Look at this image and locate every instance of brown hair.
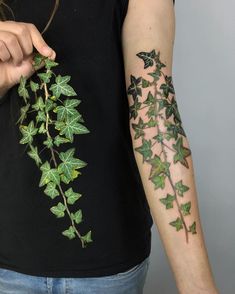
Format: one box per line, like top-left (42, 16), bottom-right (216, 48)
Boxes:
top-left (0, 0), bottom-right (60, 35)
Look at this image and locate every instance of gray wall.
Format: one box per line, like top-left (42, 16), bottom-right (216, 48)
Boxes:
top-left (145, 0), bottom-right (235, 293)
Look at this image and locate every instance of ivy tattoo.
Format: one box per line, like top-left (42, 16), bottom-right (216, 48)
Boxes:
top-left (127, 49), bottom-right (197, 242)
top-left (16, 53), bottom-right (93, 248)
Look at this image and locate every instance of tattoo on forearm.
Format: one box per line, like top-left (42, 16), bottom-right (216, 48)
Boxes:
top-left (127, 49), bottom-right (197, 243)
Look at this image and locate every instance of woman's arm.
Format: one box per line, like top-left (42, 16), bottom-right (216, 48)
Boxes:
top-left (121, 0), bottom-right (219, 293)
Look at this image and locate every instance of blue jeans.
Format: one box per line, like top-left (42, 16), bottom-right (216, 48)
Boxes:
top-left (0, 256), bottom-right (150, 293)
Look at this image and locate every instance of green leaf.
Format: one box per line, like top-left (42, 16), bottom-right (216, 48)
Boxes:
top-left (58, 148), bottom-right (87, 181)
top-left (169, 217), bottom-right (183, 231)
top-left (65, 188), bottom-right (82, 205)
top-left (54, 98), bottom-right (81, 121)
top-left (62, 226), bottom-right (76, 240)
top-left (50, 202), bottom-right (66, 218)
top-left (71, 209), bottom-right (83, 224)
top-left (49, 75), bottom-right (77, 98)
top-left (180, 201), bottom-right (191, 216)
top-left (131, 117), bottom-right (145, 139)
top-left (146, 117), bottom-right (157, 128)
top-left (81, 230), bottom-right (92, 244)
top-left (30, 80), bottom-right (39, 92)
top-left (129, 100), bottom-right (141, 120)
top-left (160, 75), bottom-right (175, 97)
top-left (39, 161), bottom-right (60, 187)
top-left (33, 53), bottom-right (45, 67)
top-left (43, 137), bottom-right (53, 148)
top-left (37, 71), bottom-right (52, 84)
top-left (18, 76), bottom-right (29, 103)
top-left (189, 221), bottom-right (197, 234)
top-left (127, 75), bottom-right (142, 100)
top-left (150, 174), bottom-right (166, 190)
top-left (160, 194), bottom-right (175, 209)
top-left (147, 155), bottom-right (170, 179)
top-left (164, 97), bottom-right (182, 123)
top-left (44, 182), bottom-right (59, 199)
top-left (57, 113), bottom-right (90, 142)
top-left (136, 50), bottom-right (156, 69)
top-left (175, 180), bottom-right (190, 197)
top-left (172, 137), bottom-right (191, 168)
top-left (32, 97), bottom-right (45, 111)
top-left (165, 122), bottom-right (186, 140)
top-left (134, 138), bottom-right (152, 161)
top-left (19, 121), bottom-right (38, 144)
top-left (45, 58), bottom-right (59, 70)
top-left (38, 123), bottom-right (47, 134)
top-left (45, 99), bottom-right (56, 112)
top-left (143, 91), bottom-right (155, 106)
top-left (16, 103), bottom-right (30, 125)
top-left (27, 145), bottom-right (42, 166)
top-left (36, 110), bottom-right (46, 123)
top-left (54, 135), bottom-right (70, 147)
top-left (142, 78), bottom-right (150, 88)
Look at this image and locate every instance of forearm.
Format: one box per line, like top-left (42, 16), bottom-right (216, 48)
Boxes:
top-left (122, 1), bottom-right (218, 293)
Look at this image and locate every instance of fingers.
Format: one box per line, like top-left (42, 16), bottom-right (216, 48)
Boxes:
top-left (0, 20), bottom-right (55, 66)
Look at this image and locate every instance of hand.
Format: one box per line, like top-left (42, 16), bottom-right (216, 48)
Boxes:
top-left (0, 20), bottom-right (56, 95)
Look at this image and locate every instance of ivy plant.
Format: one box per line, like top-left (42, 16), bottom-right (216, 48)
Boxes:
top-left (128, 49), bottom-right (197, 243)
top-left (16, 53), bottom-right (92, 248)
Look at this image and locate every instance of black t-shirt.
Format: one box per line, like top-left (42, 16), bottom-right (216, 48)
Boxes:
top-left (0, 0), bottom-right (153, 278)
top-left (0, 0), bottom-right (174, 278)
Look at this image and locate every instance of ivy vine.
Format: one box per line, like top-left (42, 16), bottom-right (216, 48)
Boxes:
top-left (16, 53), bottom-right (93, 248)
top-left (128, 49), bottom-right (197, 242)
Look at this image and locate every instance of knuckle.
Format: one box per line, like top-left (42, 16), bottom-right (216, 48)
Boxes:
top-left (17, 24), bottom-right (28, 37)
top-left (6, 34), bottom-right (17, 46)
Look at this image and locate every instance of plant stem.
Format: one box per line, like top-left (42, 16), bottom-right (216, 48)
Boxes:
top-left (153, 75), bottom-right (189, 243)
top-left (43, 78), bottom-right (85, 248)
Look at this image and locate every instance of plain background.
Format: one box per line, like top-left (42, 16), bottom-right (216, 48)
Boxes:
top-left (144, 0), bottom-right (235, 293)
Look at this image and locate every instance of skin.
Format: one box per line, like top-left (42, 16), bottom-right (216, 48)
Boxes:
top-left (0, 20), bottom-right (56, 96)
top-left (0, 1), bottom-right (219, 293)
top-left (121, 0), bottom-right (219, 293)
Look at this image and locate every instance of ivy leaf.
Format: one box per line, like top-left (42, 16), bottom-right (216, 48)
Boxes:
top-left (19, 121), bottom-right (38, 144)
top-left (143, 91), bottom-right (155, 106)
top-left (146, 117), bottom-right (157, 128)
top-left (147, 155), bottom-right (170, 179)
top-left (150, 174), bottom-right (166, 190)
top-left (55, 98), bottom-right (81, 121)
top-left (175, 180), bottom-right (190, 197)
top-left (38, 123), bottom-right (47, 134)
top-left (131, 117), bottom-right (145, 139)
top-left (142, 78), bottom-right (150, 88)
top-left (180, 201), bottom-right (191, 216)
top-left (136, 49), bottom-right (156, 68)
top-left (50, 202), bottom-right (66, 218)
top-left (45, 58), bottom-right (59, 70)
top-left (30, 80), bottom-right (39, 92)
top-left (62, 226), bottom-right (76, 240)
top-left (45, 99), bottom-right (56, 112)
top-left (147, 69), bottom-right (161, 81)
top-left (44, 182), bottom-right (59, 199)
top-left (16, 103), bottom-right (30, 125)
top-left (169, 217), bottom-right (183, 231)
top-left (189, 221), bottom-right (197, 234)
top-left (27, 145), bottom-right (42, 166)
top-left (158, 98), bottom-right (169, 111)
top-left (134, 138), bottom-right (152, 161)
top-left (54, 135), bottom-right (70, 147)
top-left (18, 76), bottom-right (29, 103)
top-left (71, 209), bottom-right (83, 224)
top-left (165, 97), bottom-right (182, 123)
top-left (81, 230), bottom-right (93, 244)
top-left (146, 105), bottom-right (156, 118)
top-left (65, 188), bottom-right (82, 205)
top-left (57, 113), bottom-right (90, 142)
top-left (129, 100), bottom-right (141, 120)
top-left (160, 194), bottom-right (176, 209)
top-left (43, 137), bottom-right (53, 148)
top-left (36, 110), bottom-right (46, 123)
top-left (127, 75), bottom-right (142, 100)
top-left (38, 71), bottom-right (52, 84)
top-left (172, 137), bottom-right (191, 168)
top-left (32, 97), bottom-right (45, 111)
top-left (33, 52), bottom-right (45, 67)
top-left (49, 75), bottom-right (77, 98)
top-left (160, 75), bottom-right (175, 97)
top-left (165, 122), bottom-right (186, 140)
top-left (58, 148), bottom-right (87, 181)
top-left (39, 161), bottom-right (60, 187)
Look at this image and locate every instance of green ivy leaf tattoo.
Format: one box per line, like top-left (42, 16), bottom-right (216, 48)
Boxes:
top-left (16, 53), bottom-right (93, 248)
top-left (127, 49), bottom-right (197, 243)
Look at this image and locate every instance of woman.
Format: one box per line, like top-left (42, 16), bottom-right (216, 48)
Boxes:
top-left (0, 0), bottom-right (219, 293)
